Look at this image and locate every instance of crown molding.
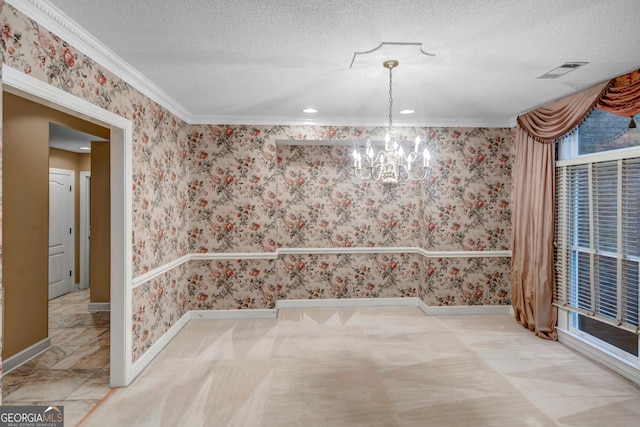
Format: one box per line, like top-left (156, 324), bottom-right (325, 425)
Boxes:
top-left (188, 113), bottom-right (517, 128)
top-left (7, 0), bottom-right (192, 122)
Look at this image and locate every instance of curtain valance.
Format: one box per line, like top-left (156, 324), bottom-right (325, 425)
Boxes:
top-left (596, 70), bottom-right (640, 117)
top-left (517, 82), bottom-right (608, 143)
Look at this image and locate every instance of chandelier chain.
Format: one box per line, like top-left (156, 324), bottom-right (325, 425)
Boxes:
top-left (388, 65), bottom-right (394, 131)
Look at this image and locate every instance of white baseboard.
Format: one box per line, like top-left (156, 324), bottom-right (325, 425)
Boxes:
top-left (190, 309), bottom-right (277, 320)
top-left (131, 312), bottom-right (191, 379)
top-left (88, 302), bottom-right (111, 312)
top-left (558, 329), bottom-right (640, 387)
top-left (421, 304), bottom-right (513, 316)
top-left (276, 297), bottom-right (423, 309)
top-left (3, 337), bottom-right (51, 375)
top-left (277, 298), bottom-right (512, 316)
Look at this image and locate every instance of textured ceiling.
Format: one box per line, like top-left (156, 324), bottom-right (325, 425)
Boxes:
top-left (26, 0), bottom-right (640, 126)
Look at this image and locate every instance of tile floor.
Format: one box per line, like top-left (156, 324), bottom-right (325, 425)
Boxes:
top-left (2, 289), bottom-right (111, 426)
top-left (83, 306), bottom-right (640, 426)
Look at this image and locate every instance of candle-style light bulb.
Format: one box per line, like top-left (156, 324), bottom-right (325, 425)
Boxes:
top-left (414, 136), bottom-right (421, 153)
top-left (423, 148), bottom-right (431, 167)
top-left (367, 146), bottom-right (374, 160)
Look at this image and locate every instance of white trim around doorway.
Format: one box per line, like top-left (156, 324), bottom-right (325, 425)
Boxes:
top-left (79, 171), bottom-right (90, 291)
top-left (2, 65), bottom-right (133, 387)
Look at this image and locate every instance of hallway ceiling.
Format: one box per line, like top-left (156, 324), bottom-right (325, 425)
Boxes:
top-left (36, 0), bottom-right (640, 126)
top-left (49, 123), bottom-right (108, 153)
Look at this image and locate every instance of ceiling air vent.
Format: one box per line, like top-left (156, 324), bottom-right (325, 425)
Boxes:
top-left (537, 62), bottom-right (589, 79)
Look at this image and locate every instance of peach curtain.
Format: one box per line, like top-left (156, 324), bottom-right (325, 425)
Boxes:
top-left (513, 70), bottom-right (640, 340)
top-left (512, 82), bottom-right (608, 340)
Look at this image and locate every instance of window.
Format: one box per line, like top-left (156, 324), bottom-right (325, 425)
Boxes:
top-left (555, 110), bottom-right (640, 357)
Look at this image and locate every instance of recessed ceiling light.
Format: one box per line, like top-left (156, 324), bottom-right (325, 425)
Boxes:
top-left (79, 146), bottom-right (91, 151)
top-left (303, 108), bottom-right (318, 113)
top-left (400, 109), bottom-right (415, 115)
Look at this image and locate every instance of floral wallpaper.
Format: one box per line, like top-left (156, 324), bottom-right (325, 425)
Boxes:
top-left (421, 128), bottom-right (512, 251)
top-left (278, 253), bottom-right (422, 300)
top-left (188, 258), bottom-right (276, 310)
top-left (421, 256), bottom-right (511, 306)
top-left (277, 144), bottom-right (423, 248)
top-left (132, 263), bottom-right (189, 361)
top-left (189, 124), bottom-right (513, 308)
top-left (187, 125), bottom-right (277, 253)
top-left (0, 1), bottom-right (514, 366)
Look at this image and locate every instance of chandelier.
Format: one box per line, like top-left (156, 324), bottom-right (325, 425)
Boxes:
top-left (352, 60), bottom-right (430, 185)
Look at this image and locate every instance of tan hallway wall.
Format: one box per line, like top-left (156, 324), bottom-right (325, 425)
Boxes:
top-left (90, 141), bottom-right (110, 303)
top-left (2, 91), bottom-right (109, 359)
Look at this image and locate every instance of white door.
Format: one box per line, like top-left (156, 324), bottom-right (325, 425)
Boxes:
top-left (49, 168), bottom-right (75, 300)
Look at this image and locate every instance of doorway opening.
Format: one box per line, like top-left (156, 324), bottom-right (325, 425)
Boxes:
top-left (48, 122), bottom-right (110, 300)
top-left (2, 65), bottom-right (132, 388)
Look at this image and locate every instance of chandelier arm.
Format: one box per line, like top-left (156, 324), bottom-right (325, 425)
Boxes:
top-left (406, 167), bottom-right (429, 181)
top-left (372, 164), bottom-right (383, 181)
top-left (353, 167), bottom-right (373, 181)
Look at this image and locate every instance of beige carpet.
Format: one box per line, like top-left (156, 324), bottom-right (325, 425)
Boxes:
top-left (83, 307), bottom-right (640, 426)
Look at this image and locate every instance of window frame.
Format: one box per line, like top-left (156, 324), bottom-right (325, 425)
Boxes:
top-left (555, 137), bottom-right (640, 362)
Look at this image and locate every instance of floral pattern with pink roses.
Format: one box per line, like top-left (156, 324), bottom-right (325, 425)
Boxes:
top-left (421, 256), bottom-right (511, 306)
top-left (277, 144), bottom-right (423, 248)
top-left (1, 1), bottom-right (514, 365)
top-left (188, 258), bottom-right (276, 310)
top-left (187, 125), bottom-right (277, 253)
top-left (132, 263), bottom-right (189, 361)
top-left (278, 253), bottom-right (422, 300)
top-left (421, 128), bottom-right (512, 251)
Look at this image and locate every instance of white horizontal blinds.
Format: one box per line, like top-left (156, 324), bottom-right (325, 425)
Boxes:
top-left (555, 157), bottom-right (640, 332)
top-left (554, 167), bottom-right (569, 306)
top-left (554, 164), bottom-right (592, 312)
top-left (592, 161), bottom-right (619, 320)
top-left (621, 158), bottom-right (640, 327)
top-left (621, 258), bottom-right (639, 327)
top-left (574, 165), bottom-right (592, 312)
